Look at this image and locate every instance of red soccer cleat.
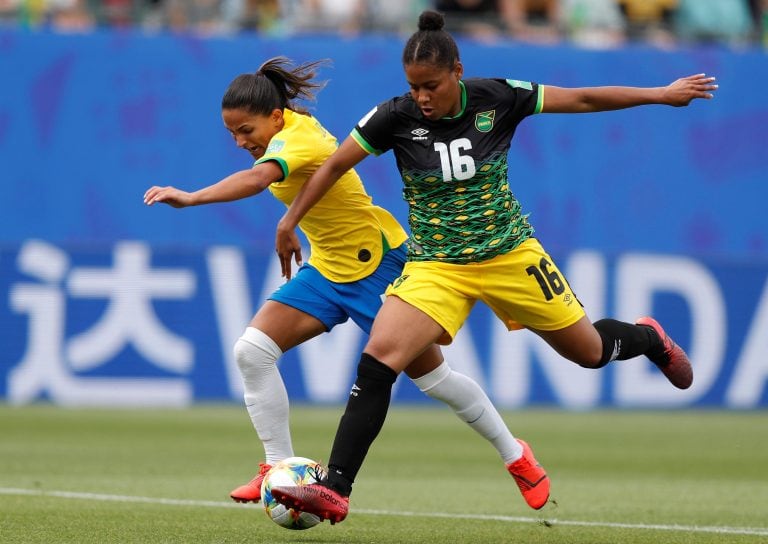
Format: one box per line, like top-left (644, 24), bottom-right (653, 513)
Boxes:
top-left (271, 483), bottom-right (349, 524)
top-left (506, 439), bottom-right (550, 510)
top-left (636, 317), bottom-right (693, 389)
top-left (230, 463), bottom-right (272, 503)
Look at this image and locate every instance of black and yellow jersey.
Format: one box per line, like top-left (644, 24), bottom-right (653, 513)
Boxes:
top-left (351, 78), bottom-right (543, 264)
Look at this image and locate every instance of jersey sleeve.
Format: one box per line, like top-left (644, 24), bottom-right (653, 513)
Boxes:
top-left (504, 79), bottom-right (544, 118)
top-left (253, 133), bottom-right (315, 180)
top-left (350, 100), bottom-right (395, 156)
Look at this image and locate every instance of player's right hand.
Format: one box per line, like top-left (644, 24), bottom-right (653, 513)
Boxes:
top-left (143, 186), bottom-right (194, 208)
top-left (275, 219), bottom-right (303, 280)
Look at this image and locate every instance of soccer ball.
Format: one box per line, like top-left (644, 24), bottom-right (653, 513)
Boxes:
top-left (261, 456), bottom-right (326, 530)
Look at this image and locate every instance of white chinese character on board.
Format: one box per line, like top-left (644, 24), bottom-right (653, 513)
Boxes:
top-left (67, 241), bottom-right (194, 372)
top-left (7, 240), bottom-right (195, 406)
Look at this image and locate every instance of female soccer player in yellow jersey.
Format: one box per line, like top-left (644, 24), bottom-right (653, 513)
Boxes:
top-left (270, 11), bottom-right (717, 523)
top-left (144, 56), bottom-right (549, 509)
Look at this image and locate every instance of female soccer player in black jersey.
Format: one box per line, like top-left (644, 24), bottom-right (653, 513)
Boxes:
top-left (271, 11), bottom-right (718, 523)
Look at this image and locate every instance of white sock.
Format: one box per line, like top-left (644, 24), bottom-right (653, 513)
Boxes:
top-left (411, 362), bottom-right (523, 464)
top-left (234, 327), bottom-right (293, 465)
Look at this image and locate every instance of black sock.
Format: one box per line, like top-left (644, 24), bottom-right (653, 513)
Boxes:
top-left (594, 318), bottom-right (658, 366)
top-left (324, 353), bottom-right (398, 497)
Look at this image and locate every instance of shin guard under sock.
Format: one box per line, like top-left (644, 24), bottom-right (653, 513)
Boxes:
top-left (325, 353), bottom-right (397, 496)
top-left (594, 318), bottom-right (656, 366)
top-left (412, 361), bottom-right (521, 463)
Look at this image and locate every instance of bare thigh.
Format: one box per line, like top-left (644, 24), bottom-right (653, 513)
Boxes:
top-left (365, 296), bottom-right (446, 374)
top-left (530, 315), bottom-right (603, 367)
top-left (249, 300), bottom-right (328, 352)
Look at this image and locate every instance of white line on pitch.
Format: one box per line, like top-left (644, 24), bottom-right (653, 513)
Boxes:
top-left (2, 487), bottom-right (767, 538)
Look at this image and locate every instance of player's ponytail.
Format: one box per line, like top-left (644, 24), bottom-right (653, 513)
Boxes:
top-left (402, 10), bottom-right (459, 70)
top-left (221, 56), bottom-right (329, 115)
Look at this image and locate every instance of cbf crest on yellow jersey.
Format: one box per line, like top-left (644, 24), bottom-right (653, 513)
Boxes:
top-left (255, 109), bottom-right (406, 283)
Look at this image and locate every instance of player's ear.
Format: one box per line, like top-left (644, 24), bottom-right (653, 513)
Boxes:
top-left (453, 62), bottom-right (463, 81)
top-left (271, 108), bottom-right (284, 124)
top-left (270, 108), bottom-right (285, 131)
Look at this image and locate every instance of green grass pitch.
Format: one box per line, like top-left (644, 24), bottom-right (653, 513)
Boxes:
top-left (1, 404), bottom-right (766, 543)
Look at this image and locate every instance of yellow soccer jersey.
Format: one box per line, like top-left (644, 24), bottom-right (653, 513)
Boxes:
top-left (255, 109), bottom-right (407, 283)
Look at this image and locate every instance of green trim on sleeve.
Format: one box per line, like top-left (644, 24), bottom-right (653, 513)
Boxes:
top-left (351, 128), bottom-right (382, 156)
top-left (535, 85), bottom-right (544, 114)
top-left (381, 231), bottom-right (391, 253)
top-left (254, 157), bottom-right (288, 180)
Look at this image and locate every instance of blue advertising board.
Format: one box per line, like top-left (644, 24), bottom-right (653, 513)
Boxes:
top-left (2, 241), bottom-right (767, 408)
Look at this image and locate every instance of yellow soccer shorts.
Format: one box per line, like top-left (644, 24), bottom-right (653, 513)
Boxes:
top-left (385, 238), bottom-right (585, 343)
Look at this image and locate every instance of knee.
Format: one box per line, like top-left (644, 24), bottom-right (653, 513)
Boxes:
top-left (569, 344), bottom-right (607, 369)
top-left (233, 337), bottom-right (253, 371)
top-left (575, 357), bottom-right (608, 370)
top-left (233, 327), bottom-right (282, 372)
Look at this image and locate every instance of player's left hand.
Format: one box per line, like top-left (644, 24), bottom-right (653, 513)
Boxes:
top-left (275, 220), bottom-right (303, 280)
top-left (664, 74), bottom-right (718, 106)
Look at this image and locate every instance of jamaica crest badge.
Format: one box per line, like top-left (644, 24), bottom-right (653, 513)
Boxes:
top-left (475, 110), bottom-right (495, 133)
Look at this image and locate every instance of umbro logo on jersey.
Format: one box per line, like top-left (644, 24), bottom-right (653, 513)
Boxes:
top-left (392, 274), bottom-right (410, 289)
top-left (411, 127), bottom-right (429, 141)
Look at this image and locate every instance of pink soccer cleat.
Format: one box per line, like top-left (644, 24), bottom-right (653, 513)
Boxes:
top-left (271, 483), bottom-right (349, 524)
top-left (506, 439), bottom-right (550, 510)
top-left (636, 317), bottom-right (693, 389)
top-left (230, 463), bottom-right (272, 503)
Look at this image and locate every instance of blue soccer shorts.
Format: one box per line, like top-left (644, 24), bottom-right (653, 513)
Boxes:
top-left (268, 243), bottom-right (407, 333)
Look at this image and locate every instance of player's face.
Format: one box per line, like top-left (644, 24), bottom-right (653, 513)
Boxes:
top-left (222, 107), bottom-right (284, 160)
top-left (404, 61), bottom-right (463, 120)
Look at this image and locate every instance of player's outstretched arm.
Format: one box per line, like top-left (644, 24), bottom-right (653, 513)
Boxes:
top-left (542, 73), bottom-right (718, 114)
top-left (143, 161), bottom-right (283, 208)
top-left (276, 136), bottom-right (368, 279)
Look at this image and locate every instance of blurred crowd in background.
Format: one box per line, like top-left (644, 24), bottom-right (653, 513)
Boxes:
top-left (1, 0), bottom-right (766, 50)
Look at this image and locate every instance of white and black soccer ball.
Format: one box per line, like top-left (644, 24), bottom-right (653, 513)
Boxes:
top-left (260, 456), bottom-right (326, 530)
